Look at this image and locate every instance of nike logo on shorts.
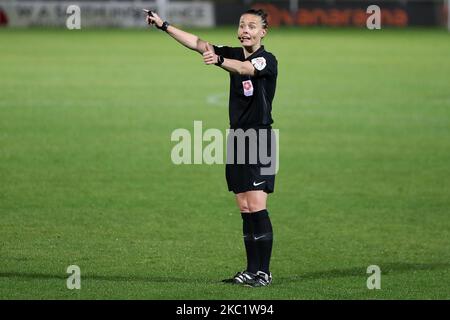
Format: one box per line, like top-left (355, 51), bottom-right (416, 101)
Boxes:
top-left (253, 181), bottom-right (266, 187)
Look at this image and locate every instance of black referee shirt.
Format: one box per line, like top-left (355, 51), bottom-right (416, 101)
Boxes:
top-left (213, 45), bottom-right (278, 129)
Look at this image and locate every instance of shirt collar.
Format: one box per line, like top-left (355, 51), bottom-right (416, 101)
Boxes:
top-left (244, 45), bottom-right (265, 60)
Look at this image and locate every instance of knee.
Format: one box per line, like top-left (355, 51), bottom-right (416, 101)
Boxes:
top-left (239, 204), bottom-right (250, 213)
top-left (247, 201), bottom-right (266, 213)
top-left (236, 199), bottom-right (250, 213)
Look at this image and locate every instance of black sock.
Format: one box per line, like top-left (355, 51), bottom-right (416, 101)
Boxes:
top-left (251, 209), bottom-right (273, 274)
top-left (241, 212), bottom-right (259, 274)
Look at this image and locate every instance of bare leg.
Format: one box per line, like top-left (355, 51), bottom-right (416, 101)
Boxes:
top-left (245, 190), bottom-right (268, 212)
top-left (235, 192), bottom-right (250, 213)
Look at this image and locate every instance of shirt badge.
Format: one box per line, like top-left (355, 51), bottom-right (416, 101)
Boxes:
top-left (251, 57), bottom-right (267, 71)
top-left (242, 80), bottom-right (254, 97)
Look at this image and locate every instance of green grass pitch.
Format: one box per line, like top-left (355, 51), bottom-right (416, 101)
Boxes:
top-left (0, 27), bottom-right (449, 299)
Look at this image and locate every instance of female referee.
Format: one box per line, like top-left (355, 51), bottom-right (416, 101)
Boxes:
top-left (146, 9), bottom-right (278, 287)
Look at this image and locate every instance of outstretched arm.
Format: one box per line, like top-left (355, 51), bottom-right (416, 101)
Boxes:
top-left (146, 12), bottom-right (210, 54)
top-left (146, 12), bottom-right (255, 76)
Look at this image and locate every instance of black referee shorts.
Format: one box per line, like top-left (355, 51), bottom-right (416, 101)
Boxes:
top-left (225, 128), bottom-right (277, 194)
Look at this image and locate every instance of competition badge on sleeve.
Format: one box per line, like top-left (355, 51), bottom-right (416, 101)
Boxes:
top-left (251, 57), bottom-right (267, 71)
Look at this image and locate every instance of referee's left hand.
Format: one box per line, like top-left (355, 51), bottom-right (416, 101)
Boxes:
top-left (203, 42), bottom-right (218, 65)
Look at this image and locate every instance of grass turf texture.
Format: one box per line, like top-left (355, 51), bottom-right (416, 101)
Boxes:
top-left (0, 27), bottom-right (450, 299)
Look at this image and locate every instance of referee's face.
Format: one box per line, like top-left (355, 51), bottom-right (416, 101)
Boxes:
top-left (238, 14), bottom-right (267, 48)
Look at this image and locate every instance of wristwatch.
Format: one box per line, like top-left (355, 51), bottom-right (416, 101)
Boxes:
top-left (215, 55), bottom-right (224, 66)
top-left (157, 21), bottom-right (170, 32)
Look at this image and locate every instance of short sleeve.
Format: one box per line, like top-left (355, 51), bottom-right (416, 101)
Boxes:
top-left (250, 53), bottom-right (277, 78)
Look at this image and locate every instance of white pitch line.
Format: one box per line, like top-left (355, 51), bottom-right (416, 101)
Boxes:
top-left (206, 93), bottom-right (227, 107)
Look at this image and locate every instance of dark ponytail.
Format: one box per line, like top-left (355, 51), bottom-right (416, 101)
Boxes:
top-left (243, 9), bottom-right (268, 29)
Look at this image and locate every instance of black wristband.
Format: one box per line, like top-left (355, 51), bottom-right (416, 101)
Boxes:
top-left (215, 55), bottom-right (224, 66)
top-left (157, 21), bottom-right (170, 32)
